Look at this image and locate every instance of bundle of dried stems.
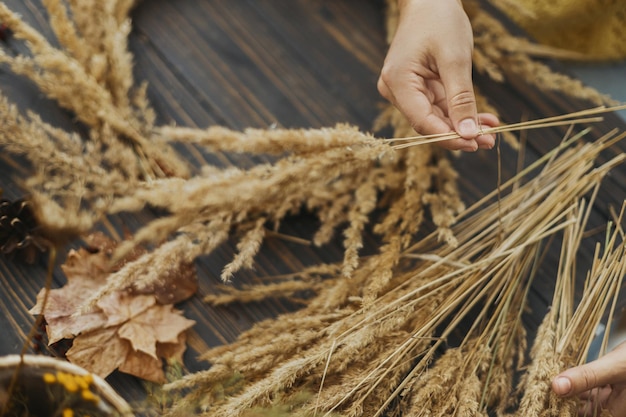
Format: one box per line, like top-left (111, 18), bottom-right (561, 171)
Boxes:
top-left (164, 130), bottom-right (626, 416)
top-left (516, 198), bottom-right (626, 417)
top-left (0, 0), bottom-right (624, 416)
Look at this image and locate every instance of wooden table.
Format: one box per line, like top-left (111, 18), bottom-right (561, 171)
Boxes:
top-left (1, 0), bottom-right (625, 411)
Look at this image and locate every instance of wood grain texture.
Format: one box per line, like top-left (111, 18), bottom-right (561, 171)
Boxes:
top-left (0, 0), bottom-right (625, 410)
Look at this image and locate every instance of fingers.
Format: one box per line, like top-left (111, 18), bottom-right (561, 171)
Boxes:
top-left (552, 343), bottom-right (626, 397)
top-left (378, 75), bottom-right (498, 152)
top-left (477, 112), bottom-right (500, 129)
top-left (576, 385), bottom-right (626, 417)
top-left (438, 49), bottom-right (479, 140)
top-left (577, 387), bottom-right (612, 417)
top-left (475, 113), bottom-right (499, 149)
top-left (377, 52), bottom-right (498, 151)
top-left (378, 69), bottom-right (450, 132)
top-left (605, 385), bottom-right (626, 417)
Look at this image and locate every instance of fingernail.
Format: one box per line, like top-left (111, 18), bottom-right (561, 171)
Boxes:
top-left (553, 376), bottom-right (572, 395)
top-left (461, 140), bottom-right (478, 152)
top-left (458, 118), bottom-right (478, 138)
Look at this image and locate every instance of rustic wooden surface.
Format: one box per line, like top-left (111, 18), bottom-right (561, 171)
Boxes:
top-left (1, 0), bottom-right (625, 411)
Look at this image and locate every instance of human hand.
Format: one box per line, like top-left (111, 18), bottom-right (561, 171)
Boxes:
top-left (377, 0), bottom-right (498, 151)
top-left (552, 341), bottom-right (626, 416)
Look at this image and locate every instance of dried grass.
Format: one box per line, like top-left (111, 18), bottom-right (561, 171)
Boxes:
top-left (164, 129), bottom-right (626, 416)
top-left (0, 1), bottom-right (625, 417)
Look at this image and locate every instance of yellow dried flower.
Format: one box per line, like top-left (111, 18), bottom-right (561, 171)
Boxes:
top-left (81, 388), bottom-right (100, 404)
top-left (42, 372), bottom-right (56, 384)
top-left (57, 371), bottom-right (79, 393)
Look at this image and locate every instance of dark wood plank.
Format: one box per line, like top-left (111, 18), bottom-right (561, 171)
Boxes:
top-left (131, 0), bottom-right (386, 130)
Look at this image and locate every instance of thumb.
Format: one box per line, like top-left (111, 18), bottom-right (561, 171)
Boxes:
top-left (553, 345), bottom-right (626, 397)
top-left (440, 58), bottom-right (479, 140)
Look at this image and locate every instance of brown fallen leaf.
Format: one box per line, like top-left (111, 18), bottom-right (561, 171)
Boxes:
top-left (118, 349), bottom-right (165, 384)
top-left (98, 292), bottom-right (156, 328)
top-left (30, 247), bottom-right (110, 344)
top-left (65, 327), bottom-right (130, 378)
top-left (30, 233), bottom-right (197, 383)
top-left (129, 260), bottom-right (199, 305)
top-left (63, 299), bottom-right (195, 382)
top-left (116, 301), bottom-right (195, 359)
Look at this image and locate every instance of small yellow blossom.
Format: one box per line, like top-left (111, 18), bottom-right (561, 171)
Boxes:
top-left (42, 372), bottom-right (56, 384)
top-left (75, 374), bottom-right (91, 390)
top-left (55, 371), bottom-right (87, 393)
top-left (81, 389), bottom-right (100, 404)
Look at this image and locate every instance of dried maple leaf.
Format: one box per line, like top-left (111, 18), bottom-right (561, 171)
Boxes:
top-left (130, 260), bottom-right (199, 305)
top-left (30, 233), bottom-right (197, 383)
top-left (66, 301), bottom-right (195, 382)
top-left (65, 327), bottom-right (129, 377)
top-left (84, 232), bottom-right (199, 304)
top-left (30, 247), bottom-right (110, 343)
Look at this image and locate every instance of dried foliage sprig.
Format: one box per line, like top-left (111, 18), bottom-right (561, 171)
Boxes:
top-left (0, 94), bottom-right (128, 238)
top-left (464, 0), bottom-right (618, 107)
top-left (81, 123), bottom-right (464, 306)
top-left (515, 199), bottom-right (626, 417)
top-left (164, 129), bottom-right (626, 416)
top-left (0, 0), bottom-right (188, 187)
top-left (385, 105), bottom-right (626, 149)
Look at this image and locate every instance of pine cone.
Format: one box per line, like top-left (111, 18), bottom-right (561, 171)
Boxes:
top-left (0, 198), bottom-right (47, 262)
